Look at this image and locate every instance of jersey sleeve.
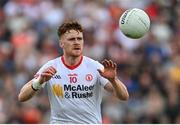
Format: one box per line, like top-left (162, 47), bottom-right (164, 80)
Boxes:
top-left (95, 61), bottom-right (109, 87)
top-left (34, 60), bottom-right (53, 88)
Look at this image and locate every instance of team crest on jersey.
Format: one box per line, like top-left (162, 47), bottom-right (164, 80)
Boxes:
top-left (85, 74), bottom-right (93, 81)
top-left (52, 84), bottom-right (64, 98)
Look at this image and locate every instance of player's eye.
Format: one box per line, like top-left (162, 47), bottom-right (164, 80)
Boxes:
top-left (68, 38), bottom-right (76, 41)
top-left (77, 37), bottom-right (82, 41)
top-left (68, 37), bottom-right (82, 41)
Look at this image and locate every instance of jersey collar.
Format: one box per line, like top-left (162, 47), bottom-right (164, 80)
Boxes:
top-left (61, 56), bottom-right (83, 70)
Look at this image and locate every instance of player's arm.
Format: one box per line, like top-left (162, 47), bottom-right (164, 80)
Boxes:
top-left (104, 80), bottom-right (129, 100)
top-left (98, 59), bottom-right (129, 100)
top-left (18, 66), bottom-right (57, 102)
top-left (18, 80), bottom-right (38, 102)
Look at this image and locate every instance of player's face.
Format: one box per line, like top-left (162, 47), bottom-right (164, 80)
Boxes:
top-left (60, 30), bottom-right (84, 57)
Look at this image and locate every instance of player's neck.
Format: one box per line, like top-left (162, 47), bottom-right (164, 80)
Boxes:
top-left (62, 55), bottom-right (83, 66)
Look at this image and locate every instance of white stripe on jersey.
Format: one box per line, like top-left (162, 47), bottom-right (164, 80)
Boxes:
top-left (35, 56), bottom-right (109, 123)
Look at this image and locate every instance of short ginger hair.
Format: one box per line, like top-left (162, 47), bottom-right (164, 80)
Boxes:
top-left (57, 21), bottom-right (83, 38)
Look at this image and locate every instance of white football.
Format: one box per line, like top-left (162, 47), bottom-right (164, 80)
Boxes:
top-left (119, 8), bottom-right (150, 39)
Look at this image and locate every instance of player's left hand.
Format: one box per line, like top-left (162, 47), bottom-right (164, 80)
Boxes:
top-left (97, 59), bottom-right (117, 81)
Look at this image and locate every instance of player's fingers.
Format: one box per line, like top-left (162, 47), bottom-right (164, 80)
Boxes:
top-left (40, 72), bottom-right (54, 82)
top-left (44, 66), bottom-right (56, 75)
top-left (34, 74), bottom-right (40, 79)
top-left (43, 70), bottom-right (56, 78)
top-left (109, 60), bottom-right (114, 68)
top-left (44, 66), bottom-right (56, 73)
top-left (102, 60), bottom-right (108, 68)
top-left (49, 66), bottom-right (57, 73)
top-left (114, 63), bottom-right (117, 69)
top-left (48, 66), bottom-right (57, 74)
top-left (104, 59), bottom-right (111, 67)
top-left (41, 72), bottom-right (53, 78)
top-left (44, 69), bottom-right (54, 75)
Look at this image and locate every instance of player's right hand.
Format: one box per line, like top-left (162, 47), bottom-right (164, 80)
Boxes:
top-left (36, 66), bottom-right (57, 84)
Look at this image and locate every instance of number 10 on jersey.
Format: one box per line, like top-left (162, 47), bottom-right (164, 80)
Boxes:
top-left (68, 74), bottom-right (77, 83)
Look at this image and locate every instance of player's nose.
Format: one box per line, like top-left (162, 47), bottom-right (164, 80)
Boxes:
top-left (73, 39), bottom-right (80, 44)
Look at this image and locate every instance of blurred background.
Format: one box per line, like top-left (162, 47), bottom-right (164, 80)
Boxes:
top-left (0, 0), bottom-right (180, 123)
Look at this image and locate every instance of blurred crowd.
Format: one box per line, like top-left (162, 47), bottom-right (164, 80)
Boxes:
top-left (0, 0), bottom-right (180, 123)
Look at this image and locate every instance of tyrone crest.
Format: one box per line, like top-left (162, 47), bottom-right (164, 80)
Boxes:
top-left (86, 74), bottom-right (93, 81)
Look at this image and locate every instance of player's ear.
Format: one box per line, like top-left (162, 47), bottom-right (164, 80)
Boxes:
top-left (59, 37), bottom-right (64, 48)
top-left (59, 41), bottom-right (64, 48)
